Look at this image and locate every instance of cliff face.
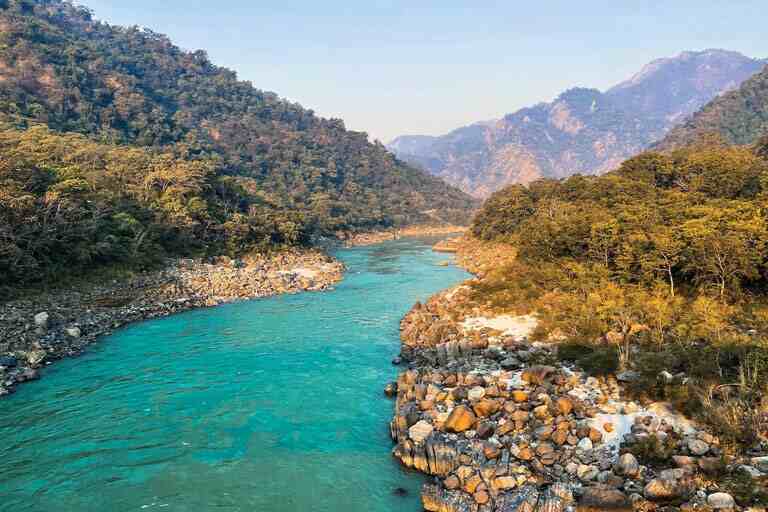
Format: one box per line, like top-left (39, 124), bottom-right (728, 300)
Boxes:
top-left (390, 50), bottom-right (768, 197)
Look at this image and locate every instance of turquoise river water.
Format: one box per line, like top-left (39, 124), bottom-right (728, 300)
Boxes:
top-left (0, 238), bottom-right (469, 512)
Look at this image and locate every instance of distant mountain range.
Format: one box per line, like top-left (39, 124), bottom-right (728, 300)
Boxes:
top-left (388, 50), bottom-right (768, 197)
top-left (657, 61), bottom-right (768, 149)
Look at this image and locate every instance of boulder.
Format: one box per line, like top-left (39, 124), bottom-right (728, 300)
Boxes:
top-left (422, 484), bottom-right (475, 512)
top-left (468, 386), bottom-right (486, 401)
top-left (616, 371), bottom-right (639, 383)
top-left (577, 437), bottom-right (593, 451)
top-left (444, 406), bottom-right (476, 433)
top-left (577, 464), bottom-right (599, 482)
top-left (615, 453), bottom-right (639, 477)
top-left (522, 365), bottom-right (556, 385)
top-left (384, 382), bottom-right (398, 397)
top-left (643, 476), bottom-right (692, 501)
top-left (473, 398), bottom-right (500, 418)
top-left (476, 421), bottom-right (495, 439)
top-left (444, 475), bottom-right (460, 490)
top-left (34, 312), bottom-right (49, 328)
top-left (687, 438), bottom-right (709, 456)
top-left (493, 476), bottom-right (518, 491)
top-left (409, 421), bottom-right (434, 444)
top-left (578, 486), bottom-right (631, 512)
top-left (556, 397), bottom-right (573, 415)
top-left (483, 442), bottom-right (501, 459)
top-left (474, 490), bottom-right (489, 505)
top-left (707, 492), bottom-right (735, 509)
top-left (512, 390), bottom-right (529, 403)
top-left (65, 327), bottom-right (81, 338)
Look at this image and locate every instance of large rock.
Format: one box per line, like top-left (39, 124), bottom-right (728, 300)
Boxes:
top-left (409, 421), bottom-right (434, 444)
top-left (521, 365), bottom-right (556, 385)
top-left (687, 438), bottom-right (710, 456)
top-left (616, 453), bottom-right (639, 477)
top-left (444, 405), bottom-right (476, 433)
top-left (644, 476), bottom-right (693, 501)
top-left (707, 493), bottom-right (735, 509)
top-left (556, 397), bottom-right (573, 415)
top-left (473, 398), bottom-right (500, 418)
top-left (34, 312), bottom-right (49, 328)
top-left (578, 486), bottom-right (631, 512)
top-left (467, 386), bottom-right (486, 401)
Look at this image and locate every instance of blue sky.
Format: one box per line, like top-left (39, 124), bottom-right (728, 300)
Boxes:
top-left (84, 1), bottom-right (768, 143)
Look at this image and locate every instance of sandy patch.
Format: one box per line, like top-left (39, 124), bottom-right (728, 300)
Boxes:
top-left (461, 314), bottom-right (538, 340)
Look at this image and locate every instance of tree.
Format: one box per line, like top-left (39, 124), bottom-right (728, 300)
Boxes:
top-left (644, 227), bottom-right (685, 297)
top-left (682, 204), bottom-right (767, 298)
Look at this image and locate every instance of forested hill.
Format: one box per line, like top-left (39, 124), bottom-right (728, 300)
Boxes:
top-left (657, 63), bottom-right (768, 149)
top-left (468, 140), bottom-right (768, 447)
top-left (0, 0), bottom-right (475, 288)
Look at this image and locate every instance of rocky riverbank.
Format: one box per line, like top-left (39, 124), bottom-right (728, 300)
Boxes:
top-left (0, 249), bottom-right (344, 396)
top-left (341, 225), bottom-right (468, 247)
top-left (386, 236), bottom-right (767, 512)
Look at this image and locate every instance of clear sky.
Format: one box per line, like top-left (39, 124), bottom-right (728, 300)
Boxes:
top-left (84, 1), bottom-right (768, 143)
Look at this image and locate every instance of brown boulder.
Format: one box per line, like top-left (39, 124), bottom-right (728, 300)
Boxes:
top-left (473, 398), bottom-right (500, 418)
top-left (552, 429), bottom-right (568, 446)
top-left (444, 475), bottom-right (460, 490)
top-left (516, 446), bottom-right (535, 461)
top-left (556, 397), bottom-right (574, 415)
top-left (444, 406), bottom-right (476, 433)
top-left (476, 421), bottom-right (496, 439)
top-left (578, 486), bottom-right (631, 512)
top-left (463, 473), bottom-right (483, 494)
top-left (522, 365), bottom-right (557, 385)
top-left (512, 390), bottom-right (530, 403)
top-left (483, 442), bottom-right (501, 459)
top-left (474, 490), bottom-right (490, 505)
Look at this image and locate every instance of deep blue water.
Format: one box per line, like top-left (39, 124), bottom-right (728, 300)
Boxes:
top-left (0, 238), bottom-right (469, 512)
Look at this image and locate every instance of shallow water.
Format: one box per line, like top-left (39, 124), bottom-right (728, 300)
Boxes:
top-left (0, 238), bottom-right (469, 512)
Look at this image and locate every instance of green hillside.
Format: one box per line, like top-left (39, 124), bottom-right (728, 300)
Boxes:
top-left (0, 0), bottom-right (475, 288)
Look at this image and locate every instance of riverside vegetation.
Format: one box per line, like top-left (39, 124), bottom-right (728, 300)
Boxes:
top-left (384, 139), bottom-right (768, 511)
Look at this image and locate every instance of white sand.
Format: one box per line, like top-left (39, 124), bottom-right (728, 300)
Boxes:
top-left (280, 267), bottom-right (318, 279)
top-left (461, 314), bottom-right (538, 340)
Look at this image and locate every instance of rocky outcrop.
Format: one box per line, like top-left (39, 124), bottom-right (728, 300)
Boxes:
top-left (387, 237), bottom-right (767, 511)
top-left (0, 249), bottom-right (344, 396)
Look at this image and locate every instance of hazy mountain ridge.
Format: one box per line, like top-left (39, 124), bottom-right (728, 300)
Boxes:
top-left (390, 50), bottom-right (768, 197)
top-left (657, 62), bottom-right (768, 149)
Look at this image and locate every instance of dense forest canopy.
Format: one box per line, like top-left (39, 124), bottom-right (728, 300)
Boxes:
top-left (0, 0), bottom-right (475, 288)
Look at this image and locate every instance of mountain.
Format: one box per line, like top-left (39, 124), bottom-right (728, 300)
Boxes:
top-left (0, 0), bottom-right (475, 287)
top-left (657, 63), bottom-right (768, 149)
top-left (389, 50), bottom-right (767, 197)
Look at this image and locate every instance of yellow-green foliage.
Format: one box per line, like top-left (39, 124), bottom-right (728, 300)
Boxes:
top-left (470, 143), bottom-right (768, 445)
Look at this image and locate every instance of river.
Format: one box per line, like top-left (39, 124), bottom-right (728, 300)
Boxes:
top-left (0, 238), bottom-right (469, 512)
